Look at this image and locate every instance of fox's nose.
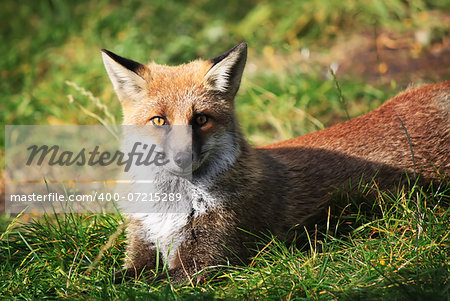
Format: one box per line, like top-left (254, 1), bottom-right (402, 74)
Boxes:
top-left (174, 151), bottom-right (192, 170)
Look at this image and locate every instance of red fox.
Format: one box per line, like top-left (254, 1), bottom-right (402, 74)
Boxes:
top-left (102, 43), bottom-right (449, 284)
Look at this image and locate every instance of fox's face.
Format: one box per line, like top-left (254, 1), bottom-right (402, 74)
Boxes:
top-left (102, 43), bottom-right (247, 180)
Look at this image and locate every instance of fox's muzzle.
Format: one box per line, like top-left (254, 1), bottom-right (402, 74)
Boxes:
top-left (174, 151), bottom-right (192, 169)
top-left (162, 126), bottom-right (193, 175)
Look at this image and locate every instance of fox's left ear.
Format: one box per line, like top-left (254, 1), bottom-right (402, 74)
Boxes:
top-left (101, 49), bottom-right (148, 104)
top-left (204, 42), bottom-right (247, 99)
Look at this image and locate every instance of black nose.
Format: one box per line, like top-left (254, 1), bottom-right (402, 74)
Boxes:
top-left (174, 151), bottom-right (191, 169)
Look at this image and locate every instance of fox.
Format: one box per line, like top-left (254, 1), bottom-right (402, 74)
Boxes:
top-left (101, 42), bottom-right (449, 284)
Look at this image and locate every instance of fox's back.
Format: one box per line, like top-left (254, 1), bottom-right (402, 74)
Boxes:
top-left (261, 81), bottom-right (449, 177)
top-left (254, 81), bottom-right (449, 226)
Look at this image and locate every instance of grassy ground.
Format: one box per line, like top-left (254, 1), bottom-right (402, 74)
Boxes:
top-left (1, 0), bottom-right (449, 299)
top-left (1, 180), bottom-right (448, 299)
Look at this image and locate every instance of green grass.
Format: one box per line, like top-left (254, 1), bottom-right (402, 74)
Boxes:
top-left (237, 70), bottom-right (392, 144)
top-left (2, 0), bottom-right (450, 299)
top-left (1, 179), bottom-right (448, 299)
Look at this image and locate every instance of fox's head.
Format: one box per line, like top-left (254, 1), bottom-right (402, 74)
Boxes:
top-left (102, 43), bottom-right (247, 180)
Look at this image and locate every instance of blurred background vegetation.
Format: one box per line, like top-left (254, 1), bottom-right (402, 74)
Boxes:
top-left (1, 0), bottom-right (449, 197)
top-left (1, 0), bottom-right (449, 140)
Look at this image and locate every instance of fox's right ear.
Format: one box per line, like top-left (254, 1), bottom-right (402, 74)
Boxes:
top-left (101, 49), bottom-right (148, 103)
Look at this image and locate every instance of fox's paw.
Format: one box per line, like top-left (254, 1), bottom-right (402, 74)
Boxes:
top-left (113, 267), bottom-right (155, 284)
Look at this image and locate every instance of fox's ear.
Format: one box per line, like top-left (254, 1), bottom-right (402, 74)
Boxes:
top-left (101, 49), bottom-right (148, 103)
top-left (204, 42), bottom-right (247, 99)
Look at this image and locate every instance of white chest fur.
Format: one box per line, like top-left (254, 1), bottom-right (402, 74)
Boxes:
top-left (129, 182), bottom-right (221, 266)
top-left (134, 212), bottom-right (190, 265)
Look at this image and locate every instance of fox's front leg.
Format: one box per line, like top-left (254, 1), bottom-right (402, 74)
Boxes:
top-left (115, 223), bottom-right (161, 283)
top-left (118, 239), bottom-right (208, 285)
top-left (156, 248), bottom-right (215, 285)
top-left (156, 217), bottom-right (250, 285)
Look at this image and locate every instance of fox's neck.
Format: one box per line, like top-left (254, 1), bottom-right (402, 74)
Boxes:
top-left (192, 123), bottom-right (246, 184)
top-left (194, 129), bottom-right (272, 198)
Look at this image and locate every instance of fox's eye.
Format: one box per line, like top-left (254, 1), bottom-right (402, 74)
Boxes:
top-left (150, 116), bottom-right (167, 127)
top-left (195, 114), bottom-right (208, 126)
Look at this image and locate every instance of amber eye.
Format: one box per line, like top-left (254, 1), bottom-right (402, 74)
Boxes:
top-left (195, 114), bottom-right (208, 126)
top-left (150, 116), bottom-right (167, 127)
